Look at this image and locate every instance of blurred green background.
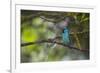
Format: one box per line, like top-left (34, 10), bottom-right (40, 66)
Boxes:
top-left (21, 10), bottom-right (89, 63)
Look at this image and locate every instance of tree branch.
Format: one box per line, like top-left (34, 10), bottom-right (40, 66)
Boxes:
top-left (21, 38), bottom-right (88, 52)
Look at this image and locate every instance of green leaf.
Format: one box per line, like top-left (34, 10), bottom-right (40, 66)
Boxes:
top-left (32, 17), bottom-right (43, 26)
top-left (22, 27), bottom-right (38, 42)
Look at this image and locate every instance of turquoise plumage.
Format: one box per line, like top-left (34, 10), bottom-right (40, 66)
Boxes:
top-left (62, 27), bottom-right (70, 44)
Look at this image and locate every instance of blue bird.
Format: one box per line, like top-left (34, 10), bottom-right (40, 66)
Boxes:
top-left (62, 27), bottom-right (70, 45)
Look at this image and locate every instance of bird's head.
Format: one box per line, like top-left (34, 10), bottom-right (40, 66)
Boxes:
top-left (63, 16), bottom-right (76, 26)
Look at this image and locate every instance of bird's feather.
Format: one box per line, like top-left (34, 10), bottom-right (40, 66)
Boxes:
top-left (62, 27), bottom-right (70, 44)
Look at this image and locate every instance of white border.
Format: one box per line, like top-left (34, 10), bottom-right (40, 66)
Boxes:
top-left (11, 3), bottom-right (96, 73)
